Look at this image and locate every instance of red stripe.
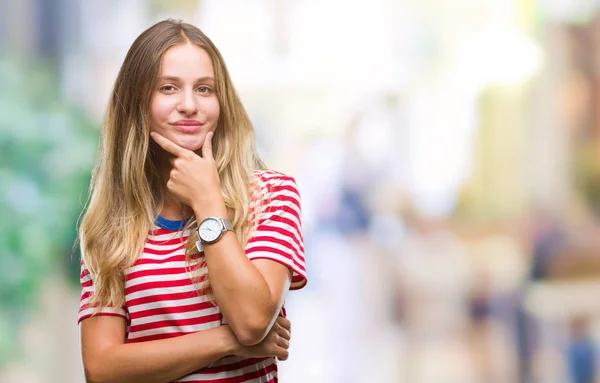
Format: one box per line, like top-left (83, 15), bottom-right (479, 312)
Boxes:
top-left (149, 228), bottom-right (181, 236)
top-left (130, 301), bottom-right (216, 319)
top-left (126, 290), bottom-right (207, 307)
top-left (133, 254), bottom-right (185, 265)
top-left (257, 212), bottom-right (303, 241)
top-left (145, 236), bottom-right (189, 246)
top-left (132, 252), bottom-right (202, 266)
top-left (218, 361), bottom-right (276, 383)
top-left (247, 235), bottom-right (304, 258)
top-left (184, 362), bottom-right (276, 383)
top-left (125, 278), bottom-right (196, 294)
top-left (81, 291), bottom-right (92, 300)
top-left (127, 331), bottom-right (187, 343)
top-left (268, 183), bottom-right (299, 197)
top-left (196, 357), bottom-right (270, 375)
top-left (292, 275), bottom-right (304, 282)
top-left (264, 193), bottom-right (300, 210)
top-left (78, 312), bottom-right (126, 324)
top-left (246, 247), bottom-right (306, 272)
top-left (246, 232), bottom-right (304, 262)
top-left (252, 222), bottom-right (304, 252)
top-left (129, 313), bottom-right (221, 332)
top-left (258, 173), bottom-right (295, 184)
top-left (261, 204), bottom-right (301, 224)
top-left (248, 255), bottom-right (307, 279)
top-left (127, 266), bottom-right (190, 281)
top-left (143, 243), bottom-right (186, 255)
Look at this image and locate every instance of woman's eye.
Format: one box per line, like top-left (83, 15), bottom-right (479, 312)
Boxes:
top-left (197, 86), bottom-right (213, 94)
top-left (159, 85), bottom-right (176, 93)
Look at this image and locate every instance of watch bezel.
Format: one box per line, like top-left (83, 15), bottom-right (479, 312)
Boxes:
top-left (197, 216), bottom-right (225, 244)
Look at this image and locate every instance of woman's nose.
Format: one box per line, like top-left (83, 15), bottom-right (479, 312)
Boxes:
top-left (177, 90), bottom-right (198, 114)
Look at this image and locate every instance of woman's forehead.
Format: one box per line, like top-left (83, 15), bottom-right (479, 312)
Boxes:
top-left (160, 43), bottom-right (215, 79)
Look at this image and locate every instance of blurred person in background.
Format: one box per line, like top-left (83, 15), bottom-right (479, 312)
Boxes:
top-left (566, 316), bottom-right (597, 383)
top-left (517, 210), bottom-right (599, 383)
top-left (77, 19), bottom-right (306, 383)
top-left (516, 209), bottom-right (565, 382)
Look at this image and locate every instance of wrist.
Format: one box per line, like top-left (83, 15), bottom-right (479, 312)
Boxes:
top-left (192, 194), bottom-right (227, 220)
top-left (219, 325), bottom-right (241, 356)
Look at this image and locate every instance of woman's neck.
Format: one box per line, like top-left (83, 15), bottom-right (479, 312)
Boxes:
top-left (159, 197), bottom-right (191, 221)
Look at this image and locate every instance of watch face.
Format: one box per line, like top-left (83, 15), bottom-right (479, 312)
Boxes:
top-left (199, 218), bottom-right (222, 243)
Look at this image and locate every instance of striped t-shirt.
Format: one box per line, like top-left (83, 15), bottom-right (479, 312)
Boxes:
top-left (78, 170), bottom-right (307, 382)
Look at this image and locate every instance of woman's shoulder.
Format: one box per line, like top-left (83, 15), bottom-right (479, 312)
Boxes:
top-left (254, 169), bottom-right (296, 186)
top-left (253, 169), bottom-right (296, 184)
top-left (251, 169), bottom-right (299, 197)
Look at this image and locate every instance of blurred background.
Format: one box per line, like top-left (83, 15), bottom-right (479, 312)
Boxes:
top-left (5, 0), bottom-right (600, 382)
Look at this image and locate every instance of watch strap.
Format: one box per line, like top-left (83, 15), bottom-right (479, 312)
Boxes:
top-left (220, 217), bottom-right (233, 232)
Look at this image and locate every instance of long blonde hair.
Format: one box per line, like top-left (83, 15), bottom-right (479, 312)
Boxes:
top-left (80, 19), bottom-right (266, 310)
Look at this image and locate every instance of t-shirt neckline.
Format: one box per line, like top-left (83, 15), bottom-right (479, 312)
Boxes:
top-left (155, 216), bottom-right (190, 230)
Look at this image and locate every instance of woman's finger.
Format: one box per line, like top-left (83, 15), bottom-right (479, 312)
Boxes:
top-left (201, 131), bottom-right (214, 160)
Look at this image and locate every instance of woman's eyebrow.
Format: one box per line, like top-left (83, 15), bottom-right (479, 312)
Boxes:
top-left (159, 76), bottom-right (215, 83)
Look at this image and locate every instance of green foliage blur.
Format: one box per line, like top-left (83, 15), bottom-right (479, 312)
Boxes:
top-left (0, 57), bottom-right (98, 367)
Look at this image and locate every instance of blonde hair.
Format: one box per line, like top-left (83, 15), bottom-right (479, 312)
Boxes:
top-left (79, 19), bottom-right (266, 310)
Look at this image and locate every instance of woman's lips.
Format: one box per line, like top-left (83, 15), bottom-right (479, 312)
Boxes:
top-left (171, 120), bottom-right (204, 133)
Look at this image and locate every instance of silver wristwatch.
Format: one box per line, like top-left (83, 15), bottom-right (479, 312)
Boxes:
top-left (195, 217), bottom-right (234, 252)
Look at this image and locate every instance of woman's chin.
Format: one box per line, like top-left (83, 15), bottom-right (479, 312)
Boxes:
top-left (173, 136), bottom-right (203, 152)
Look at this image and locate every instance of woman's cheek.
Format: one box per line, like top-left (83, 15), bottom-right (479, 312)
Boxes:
top-left (151, 98), bottom-right (175, 127)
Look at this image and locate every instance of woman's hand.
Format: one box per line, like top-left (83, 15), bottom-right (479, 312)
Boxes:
top-left (150, 131), bottom-right (225, 217)
top-left (236, 316), bottom-right (291, 361)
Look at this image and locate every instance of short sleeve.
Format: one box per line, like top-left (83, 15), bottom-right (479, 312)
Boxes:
top-left (78, 260), bottom-right (128, 324)
top-left (246, 172), bottom-right (307, 290)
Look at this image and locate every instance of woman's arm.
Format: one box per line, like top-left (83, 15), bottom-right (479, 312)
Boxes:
top-left (81, 315), bottom-right (291, 383)
top-left (198, 231), bottom-right (293, 346)
top-left (81, 315), bottom-right (233, 383)
top-left (194, 176), bottom-right (303, 346)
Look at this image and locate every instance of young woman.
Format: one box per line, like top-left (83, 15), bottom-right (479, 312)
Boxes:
top-left (78, 19), bottom-right (306, 383)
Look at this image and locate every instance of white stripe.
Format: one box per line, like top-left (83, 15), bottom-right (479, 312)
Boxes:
top-left (260, 190), bottom-right (301, 207)
top-left (256, 205), bottom-right (301, 229)
top-left (174, 358), bottom-right (276, 382)
top-left (254, 215), bottom-right (302, 241)
top-left (137, 249), bottom-right (191, 260)
top-left (247, 251), bottom-right (296, 268)
top-left (256, 190), bottom-right (300, 210)
top-left (256, 209), bottom-right (301, 237)
top-left (247, 235), bottom-right (302, 260)
top-left (80, 273), bottom-right (93, 285)
top-left (126, 284), bottom-right (203, 300)
top-left (256, 171), bottom-right (292, 182)
top-left (125, 268), bottom-right (206, 288)
top-left (144, 241), bottom-right (187, 252)
top-left (79, 306), bottom-right (126, 319)
top-left (127, 294), bottom-right (211, 313)
top-left (127, 260), bottom-right (194, 274)
top-left (131, 306), bottom-right (220, 326)
top-left (147, 230), bottom-right (191, 242)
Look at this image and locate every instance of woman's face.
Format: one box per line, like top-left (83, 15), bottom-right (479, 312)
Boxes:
top-left (150, 42), bottom-right (220, 152)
